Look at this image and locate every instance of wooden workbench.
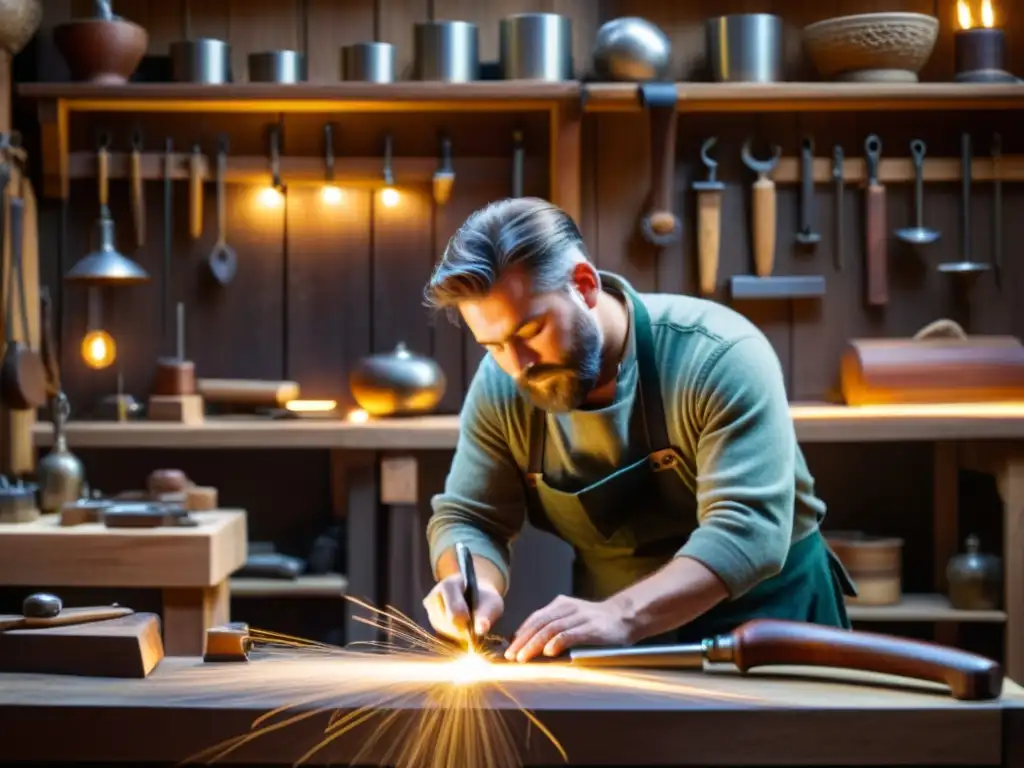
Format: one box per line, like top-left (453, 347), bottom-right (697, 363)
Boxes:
top-left (0, 510), bottom-right (247, 655)
top-left (0, 656), bottom-right (1021, 765)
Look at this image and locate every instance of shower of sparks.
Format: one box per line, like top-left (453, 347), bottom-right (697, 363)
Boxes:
top-left (175, 597), bottom-right (757, 768)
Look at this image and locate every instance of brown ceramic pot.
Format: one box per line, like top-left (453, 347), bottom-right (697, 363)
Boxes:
top-left (53, 16), bottom-right (148, 84)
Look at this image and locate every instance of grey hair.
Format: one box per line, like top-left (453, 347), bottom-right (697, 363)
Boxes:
top-left (423, 197), bottom-right (588, 318)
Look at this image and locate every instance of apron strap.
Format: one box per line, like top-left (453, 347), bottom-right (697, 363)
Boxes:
top-left (526, 406), bottom-right (545, 485)
top-left (621, 284), bottom-right (670, 452)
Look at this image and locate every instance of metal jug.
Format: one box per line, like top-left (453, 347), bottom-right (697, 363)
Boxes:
top-left (37, 391), bottom-right (85, 513)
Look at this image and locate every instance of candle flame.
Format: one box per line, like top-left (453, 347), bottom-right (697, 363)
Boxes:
top-left (981, 0), bottom-right (995, 28)
top-left (957, 0), bottom-right (974, 29)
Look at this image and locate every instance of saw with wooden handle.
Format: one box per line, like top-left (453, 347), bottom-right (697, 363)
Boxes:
top-left (692, 137), bottom-right (724, 296)
top-left (741, 141), bottom-right (781, 277)
top-left (569, 618), bottom-right (1002, 701)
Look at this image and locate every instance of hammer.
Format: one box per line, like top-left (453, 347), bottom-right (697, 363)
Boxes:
top-left (741, 140), bottom-right (782, 278)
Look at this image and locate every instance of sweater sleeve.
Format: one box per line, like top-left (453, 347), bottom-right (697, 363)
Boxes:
top-left (426, 362), bottom-right (526, 591)
top-left (676, 335), bottom-right (796, 598)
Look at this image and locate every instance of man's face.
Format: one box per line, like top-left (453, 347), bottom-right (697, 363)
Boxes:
top-left (459, 264), bottom-right (603, 413)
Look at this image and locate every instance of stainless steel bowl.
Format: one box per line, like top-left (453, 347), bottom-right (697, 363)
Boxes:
top-left (342, 42), bottom-right (395, 83)
top-left (249, 50), bottom-right (306, 83)
top-left (170, 38), bottom-right (231, 83)
top-left (414, 20), bottom-right (479, 81)
top-left (499, 13), bottom-right (573, 81)
top-left (705, 14), bottom-right (782, 82)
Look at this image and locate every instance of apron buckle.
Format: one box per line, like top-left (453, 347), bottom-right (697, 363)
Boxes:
top-left (649, 448), bottom-right (677, 472)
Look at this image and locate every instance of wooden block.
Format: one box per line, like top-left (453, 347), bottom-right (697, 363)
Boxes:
top-left (0, 612), bottom-right (164, 678)
top-left (147, 395), bottom-right (204, 424)
top-left (0, 507), bottom-right (40, 524)
top-left (381, 456), bottom-right (418, 504)
top-left (0, 510), bottom-right (249, 588)
top-left (186, 486), bottom-right (218, 511)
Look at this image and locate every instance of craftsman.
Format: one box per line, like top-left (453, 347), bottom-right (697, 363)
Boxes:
top-left (421, 197), bottom-right (855, 664)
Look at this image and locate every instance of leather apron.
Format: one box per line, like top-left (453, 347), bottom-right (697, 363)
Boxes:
top-left (523, 283), bottom-right (855, 642)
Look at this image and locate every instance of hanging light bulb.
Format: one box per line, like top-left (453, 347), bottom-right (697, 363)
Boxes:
top-left (260, 122), bottom-right (285, 208)
top-left (380, 132), bottom-right (399, 208)
top-left (79, 287), bottom-right (116, 369)
top-left (320, 122), bottom-right (343, 205)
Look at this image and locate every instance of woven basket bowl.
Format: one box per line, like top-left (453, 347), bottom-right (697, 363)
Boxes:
top-left (802, 12), bottom-right (939, 82)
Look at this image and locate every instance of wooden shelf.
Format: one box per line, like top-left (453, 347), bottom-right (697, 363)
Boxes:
top-left (230, 573), bottom-right (348, 598)
top-left (17, 81), bottom-right (580, 113)
top-left (847, 594), bottom-right (1007, 623)
top-left (29, 403), bottom-right (1024, 449)
top-left (583, 82), bottom-right (1024, 113)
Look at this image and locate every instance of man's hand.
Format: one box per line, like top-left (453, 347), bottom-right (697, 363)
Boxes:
top-left (504, 595), bottom-right (633, 663)
top-left (423, 574), bottom-right (505, 642)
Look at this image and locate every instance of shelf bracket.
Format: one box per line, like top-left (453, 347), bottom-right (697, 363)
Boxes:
top-left (36, 98), bottom-right (68, 200)
top-left (638, 83), bottom-right (681, 247)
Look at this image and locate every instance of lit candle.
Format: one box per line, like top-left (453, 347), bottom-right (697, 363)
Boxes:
top-left (953, 0), bottom-right (1019, 83)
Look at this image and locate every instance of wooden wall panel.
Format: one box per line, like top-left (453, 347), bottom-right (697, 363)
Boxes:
top-left (305, 0), bottom-right (376, 82)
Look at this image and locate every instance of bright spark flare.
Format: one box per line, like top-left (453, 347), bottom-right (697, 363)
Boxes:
top-left (176, 597), bottom-right (756, 768)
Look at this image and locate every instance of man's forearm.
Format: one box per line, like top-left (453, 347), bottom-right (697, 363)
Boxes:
top-left (605, 556), bottom-right (729, 643)
top-left (435, 546), bottom-right (508, 595)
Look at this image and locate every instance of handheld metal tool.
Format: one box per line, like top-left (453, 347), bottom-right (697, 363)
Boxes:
top-left (832, 145), bottom-right (844, 271)
top-left (794, 137), bottom-right (820, 246)
top-left (455, 541), bottom-right (479, 653)
top-left (692, 137), bottom-right (724, 297)
top-left (740, 140), bottom-right (781, 277)
top-left (568, 618), bottom-right (1002, 702)
top-left (863, 134), bottom-right (888, 306)
top-left (895, 139), bottom-right (939, 246)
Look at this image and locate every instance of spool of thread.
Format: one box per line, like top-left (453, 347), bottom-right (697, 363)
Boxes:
top-left (186, 486), bottom-right (218, 511)
top-left (153, 357), bottom-right (197, 396)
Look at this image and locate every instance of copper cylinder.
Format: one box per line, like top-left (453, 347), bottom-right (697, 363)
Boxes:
top-left (153, 358), bottom-right (196, 396)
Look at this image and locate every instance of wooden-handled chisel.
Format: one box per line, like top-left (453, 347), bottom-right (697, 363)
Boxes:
top-left (692, 137), bottom-right (724, 296)
top-left (130, 130), bottom-right (145, 248)
top-left (741, 141), bottom-right (781, 278)
top-left (189, 144), bottom-right (203, 240)
top-left (569, 618), bottom-right (1002, 701)
top-left (864, 134), bottom-right (887, 306)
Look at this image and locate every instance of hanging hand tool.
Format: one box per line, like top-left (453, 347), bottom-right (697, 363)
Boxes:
top-left (938, 132), bottom-right (991, 286)
top-left (511, 130), bottom-right (524, 198)
top-left (794, 137), bottom-right (820, 247)
top-left (691, 137), bottom-right (724, 296)
top-left (568, 617), bottom-right (1002, 702)
top-left (832, 145), bottom-right (844, 271)
top-left (206, 135), bottom-right (237, 286)
top-left (433, 133), bottom-right (454, 205)
top-left (895, 140), bottom-right (939, 246)
top-left (638, 82), bottom-right (681, 246)
top-left (455, 541), bottom-right (479, 654)
top-left (129, 129), bottom-right (145, 249)
top-left (162, 137), bottom-right (173, 340)
top-left (863, 134), bottom-right (888, 306)
top-left (189, 144), bottom-right (203, 240)
top-left (741, 140), bottom-right (781, 277)
top-left (992, 132), bottom-right (1002, 288)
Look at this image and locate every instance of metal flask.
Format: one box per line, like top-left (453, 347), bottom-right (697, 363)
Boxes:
top-left (37, 392), bottom-right (85, 514)
top-left (348, 342), bottom-right (447, 416)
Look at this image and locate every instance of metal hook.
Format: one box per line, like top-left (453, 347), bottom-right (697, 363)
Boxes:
top-left (382, 133), bottom-right (394, 186)
top-left (323, 123), bottom-right (336, 181)
top-left (131, 129), bottom-right (143, 151)
top-left (741, 140), bottom-right (781, 175)
top-left (699, 137), bottom-right (719, 179)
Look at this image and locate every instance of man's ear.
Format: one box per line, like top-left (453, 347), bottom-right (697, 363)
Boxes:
top-left (570, 261), bottom-right (600, 309)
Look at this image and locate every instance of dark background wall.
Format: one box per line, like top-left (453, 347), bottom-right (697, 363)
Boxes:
top-left (11, 0), bottom-right (1021, 648)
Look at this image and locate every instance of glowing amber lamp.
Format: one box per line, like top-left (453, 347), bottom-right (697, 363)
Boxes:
top-left (81, 329), bottom-right (116, 370)
top-left (321, 185), bottom-right (343, 205)
top-left (346, 408), bottom-right (369, 423)
top-left (285, 399), bottom-right (338, 414)
top-left (954, 0), bottom-right (1017, 83)
top-left (380, 187), bottom-right (400, 208)
top-left (258, 186), bottom-right (285, 208)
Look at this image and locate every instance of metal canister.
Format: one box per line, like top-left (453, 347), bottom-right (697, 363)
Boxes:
top-left (499, 13), bottom-right (573, 81)
top-left (705, 14), bottom-right (782, 83)
top-left (248, 50), bottom-right (306, 83)
top-left (342, 42), bottom-right (395, 83)
top-left (414, 20), bottom-right (479, 82)
top-left (170, 38), bottom-right (232, 83)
